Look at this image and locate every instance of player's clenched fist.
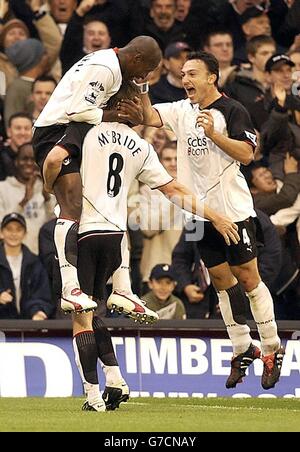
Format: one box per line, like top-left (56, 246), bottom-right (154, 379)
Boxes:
top-left (196, 110), bottom-right (215, 139)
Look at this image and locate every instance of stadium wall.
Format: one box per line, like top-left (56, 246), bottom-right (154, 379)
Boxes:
top-left (0, 320), bottom-right (299, 398)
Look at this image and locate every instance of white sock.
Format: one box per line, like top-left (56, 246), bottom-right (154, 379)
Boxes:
top-left (112, 233), bottom-right (133, 295)
top-left (218, 290), bottom-right (252, 356)
top-left (84, 382), bottom-right (102, 405)
top-left (54, 218), bottom-right (79, 292)
top-left (246, 281), bottom-right (281, 355)
top-left (102, 364), bottom-right (123, 387)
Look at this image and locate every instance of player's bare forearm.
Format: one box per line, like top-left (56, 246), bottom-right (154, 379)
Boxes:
top-left (159, 180), bottom-right (200, 216)
top-left (210, 131), bottom-right (254, 165)
top-left (141, 94), bottom-right (162, 127)
top-left (159, 180), bottom-right (240, 245)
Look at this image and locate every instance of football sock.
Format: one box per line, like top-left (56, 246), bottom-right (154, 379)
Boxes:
top-left (83, 382), bottom-right (102, 406)
top-left (112, 233), bottom-right (132, 295)
top-left (103, 366), bottom-right (124, 387)
top-left (73, 331), bottom-right (99, 384)
top-left (92, 317), bottom-right (123, 386)
top-left (218, 283), bottom-right (252, 356)
top-left (246, 281), bottom-right (281, 355)
top-left (54, 218), bottom-right (79, 292)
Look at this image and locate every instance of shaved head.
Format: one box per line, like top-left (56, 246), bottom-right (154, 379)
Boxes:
top-left (125, 36), bottom-right (162, 67)
top-left (119, 36), bottom-right (163, 81)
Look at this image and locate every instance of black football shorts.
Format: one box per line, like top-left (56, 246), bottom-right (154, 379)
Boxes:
top-left (196, 217), bottom-right (258, 268)
top-left (32, 122), bottom-right (93, 176)
top-left (77, 231), bottom-right (124, 302)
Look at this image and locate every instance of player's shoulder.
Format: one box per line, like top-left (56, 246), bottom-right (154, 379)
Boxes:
top-left (94, 48), bottom-right (116, 59)
top-left (86, 49), bottom-right (119, 71)
top-left (213, 94), bottom-right (250, 116)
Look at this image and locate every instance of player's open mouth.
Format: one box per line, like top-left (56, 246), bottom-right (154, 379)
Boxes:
top-left (186, 88), bottom-right (196, 97)
top-left (92, 43), bottom-right (103, 50)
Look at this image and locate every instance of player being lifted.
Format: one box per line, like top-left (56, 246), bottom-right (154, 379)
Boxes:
top-left (119, 51), bottom-right (285, 390)
top-left (32, 36), bottom-right (162, 314)
top-left (73, 81), bottom-right (240, 411)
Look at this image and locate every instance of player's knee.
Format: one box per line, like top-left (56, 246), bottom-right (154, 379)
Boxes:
top-left (69, 195), bottom-right (82, 212)
top-left (238, 270), bottom-right (259, 292)
top-left (46, 147), bottom-right (69, 169)
top-left (73, 314), bottom-right (93, 334)
top-left (45, 152), bottom-right (64, 171)
top-left (211, 272), bottom-right (236, 291)
top-left (60, 196), bottom-right (82, 219)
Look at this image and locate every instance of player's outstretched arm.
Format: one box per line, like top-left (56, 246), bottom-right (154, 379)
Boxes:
top-left (158, 180), bottom-right (240, 246)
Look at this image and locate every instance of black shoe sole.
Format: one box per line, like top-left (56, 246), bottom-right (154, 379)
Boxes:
top-left (106, 394), bottom-right (130, 411)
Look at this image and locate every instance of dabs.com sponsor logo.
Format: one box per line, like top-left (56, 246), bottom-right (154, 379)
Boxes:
top-left (187, 137), bottom-right (209, 157)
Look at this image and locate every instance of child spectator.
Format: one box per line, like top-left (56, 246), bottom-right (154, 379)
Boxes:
top-left (142, 264), bottom-right (186, 320)
top-left (0, 212), bottom-right (53, 319)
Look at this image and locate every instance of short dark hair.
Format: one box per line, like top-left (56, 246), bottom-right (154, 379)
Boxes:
top-left (246, 35), bottom-right (275, 57)
top-left (242, 161), bottom-right (266, 188)
top-left (17, 141), bottom-right (33, 153)
top-left (83, 16), bottom-right (109, 27)
top-left (8, 112), bottom-right (33, 128)
top-left (187, 51), bottom-right (219, 86)
top-left (203, 29), bottom-right (233, 48)
top-left (16, 142), bottom-right (34, 159)
top-left (160, 141), bottom-right (177, 160)
top-left (106, 81), bottom-right (140, 110)
top-left (151, 0), bottom-right (176, 6)
top-left (32, 75), bottom-right (57, 92)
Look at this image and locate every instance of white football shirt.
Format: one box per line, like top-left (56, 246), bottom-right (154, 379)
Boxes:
top-left (35, 49), bottom-right (122, 127)
top-left (79, 122), bottom-right (173, 233)
top-left (154, 96), bottom-right (257, 222)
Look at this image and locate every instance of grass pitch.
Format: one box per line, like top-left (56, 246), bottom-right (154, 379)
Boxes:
top-left (0, 397), bottom-right (300, 432)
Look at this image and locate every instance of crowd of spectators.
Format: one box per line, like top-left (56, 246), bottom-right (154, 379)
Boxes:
top-left (0, 0), bottom-right (299, 320)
